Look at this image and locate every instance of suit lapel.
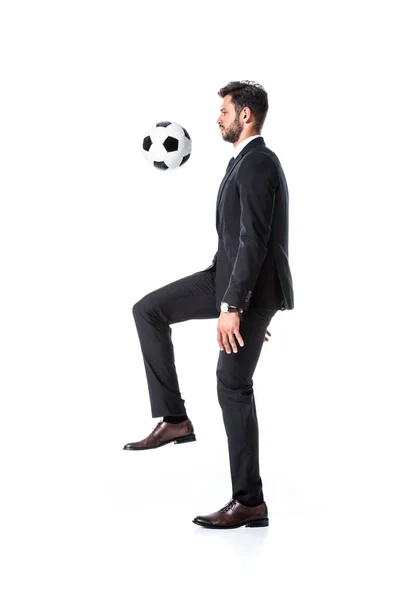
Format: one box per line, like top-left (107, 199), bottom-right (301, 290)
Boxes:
top-left (216, 137), bottom-right (266, 232)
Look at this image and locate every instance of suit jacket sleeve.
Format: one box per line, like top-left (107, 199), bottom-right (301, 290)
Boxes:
top-left (221, 154), bottom-right (277, 310)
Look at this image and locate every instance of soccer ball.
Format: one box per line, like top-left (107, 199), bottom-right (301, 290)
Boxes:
top-left (142, 121), bottom-right (192, 170)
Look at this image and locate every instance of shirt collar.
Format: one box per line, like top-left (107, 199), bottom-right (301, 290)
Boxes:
top-left (233, 134), bottom-right (263, 158)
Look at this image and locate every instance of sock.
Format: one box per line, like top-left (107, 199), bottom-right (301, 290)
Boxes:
top-left (163, 414), bottom-right (188, 424)
top-left (237, 499), bottom-right (263, 507)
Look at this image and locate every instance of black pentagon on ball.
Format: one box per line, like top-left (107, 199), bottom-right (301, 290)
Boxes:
top-left (183, 127), bottom-right (191, 140)
top-left (163, 136), bottom-right (179, 152)
top-left (143, 136), bottom-right (152, 151)
top-left (153, 161), bottom-right (169, 170)
top-left (156, 121), bottom-right (172, 127)
top-left (180, 154), bottom-right (190, 166)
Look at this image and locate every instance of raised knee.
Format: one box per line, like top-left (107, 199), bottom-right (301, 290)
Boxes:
top-left (132, 295), bottom-right (154, 317)
top-left (132, 298), bottom-right (146, 317)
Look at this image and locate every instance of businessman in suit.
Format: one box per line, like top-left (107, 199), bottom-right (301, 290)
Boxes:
top-left (123, 80), bottom-right (294, 529)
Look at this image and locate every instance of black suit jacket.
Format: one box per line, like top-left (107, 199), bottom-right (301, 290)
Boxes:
top-left (201, 136), bottom-right (294, 313)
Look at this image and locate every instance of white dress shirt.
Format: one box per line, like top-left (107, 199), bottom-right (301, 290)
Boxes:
top-left (233, 134), bottom-right (262, 158)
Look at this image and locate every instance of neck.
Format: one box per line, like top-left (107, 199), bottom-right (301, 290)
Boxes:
top-left (233, 132), bottom-right (260, 149)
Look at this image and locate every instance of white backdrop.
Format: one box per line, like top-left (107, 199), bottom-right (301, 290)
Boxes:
top-left (1, 1), bottom-right (399, 598)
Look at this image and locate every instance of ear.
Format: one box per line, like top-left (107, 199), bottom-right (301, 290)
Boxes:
top-left (242, 106), bottom-right (252, 123)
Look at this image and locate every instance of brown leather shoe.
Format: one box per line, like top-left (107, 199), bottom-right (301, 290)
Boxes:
top-left (192, 497), bottom-right (269, 529)
top-left (123, 419), bottom-right (196, 450)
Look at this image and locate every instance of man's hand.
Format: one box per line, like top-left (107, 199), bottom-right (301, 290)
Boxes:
top-left (264, 329), bottom-right (272, 343)
top-left (217, 312), bottom-right (244, 354)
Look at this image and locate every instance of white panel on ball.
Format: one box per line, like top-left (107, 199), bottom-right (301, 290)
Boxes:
top-left (166, 123), bottom-right (185, 138)
top-left (164, 151), bottom-right (182, 169)
top-left (179, 136), bottom-right (191, 157)
top-left (148, 143), bottom-right (167, 163)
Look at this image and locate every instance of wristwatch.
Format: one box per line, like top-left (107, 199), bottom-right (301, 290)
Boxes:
top-left (220, 302), bottom-right (243, 314)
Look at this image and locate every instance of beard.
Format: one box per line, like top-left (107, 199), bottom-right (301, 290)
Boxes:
top-left (221, 115), bottom-right (243, 143)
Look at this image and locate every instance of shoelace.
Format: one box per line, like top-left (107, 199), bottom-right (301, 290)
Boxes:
top-left (220, 498), bottom-right (237, 513)
top-left (150, 421), bottom-right (163, 437)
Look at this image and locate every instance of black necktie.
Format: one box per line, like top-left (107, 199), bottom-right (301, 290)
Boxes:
top-left (226, 157), bottom-right (235, 172)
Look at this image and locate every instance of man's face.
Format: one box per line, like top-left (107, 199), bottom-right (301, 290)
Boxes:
top-left (217, 95), bottom-right (243, 144)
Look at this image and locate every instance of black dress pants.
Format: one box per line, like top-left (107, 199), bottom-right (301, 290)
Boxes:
top-left (132, 268), bottom-right (277, 506)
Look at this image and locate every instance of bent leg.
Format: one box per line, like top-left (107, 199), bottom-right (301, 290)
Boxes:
top-left (132, 270), bottom-right (218, 418)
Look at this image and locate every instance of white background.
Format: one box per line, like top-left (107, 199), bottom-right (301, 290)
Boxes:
top-left (1, 0), bottom-right (399, 598)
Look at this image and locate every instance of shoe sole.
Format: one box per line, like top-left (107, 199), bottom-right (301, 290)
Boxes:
top-left (192, 517), bottom-right (269, 529)
top-left (123, 432), bottom-right (196, 450)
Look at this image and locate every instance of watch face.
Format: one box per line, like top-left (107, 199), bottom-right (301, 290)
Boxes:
top-left (221, 302), bottom-right (229, 312)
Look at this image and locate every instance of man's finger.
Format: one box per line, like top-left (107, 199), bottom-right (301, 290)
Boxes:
top-left (222, 333), bottom-right (231, 354)
top-left (234, 330), bottom-right (244, 347)
top-left (228, 333), bottom-right (238, 353)
top-left (217, 329), bottom-right (224, 350)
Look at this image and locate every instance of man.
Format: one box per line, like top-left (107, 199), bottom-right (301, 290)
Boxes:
top-left (123, 80), bottom-right (294, 529)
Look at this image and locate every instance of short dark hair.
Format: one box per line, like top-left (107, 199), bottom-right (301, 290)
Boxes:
top-left (218, 80), bottom-right (268, 131)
